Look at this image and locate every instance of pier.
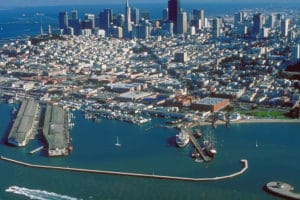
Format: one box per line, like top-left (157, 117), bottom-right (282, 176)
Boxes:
top-left (43, 105), bottom-right (71, 156)
top-left (189, 133), bottom-right (212, 162)
top-left (28, 146), bottom-right (44, 155)
top-left (0, 156), bottom-right (248, 182)
top-left (7, 99), bottom-right (39, 147)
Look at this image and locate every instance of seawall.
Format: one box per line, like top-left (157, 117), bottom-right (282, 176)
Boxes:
top-left (0, 156), bottom-right (248, 182)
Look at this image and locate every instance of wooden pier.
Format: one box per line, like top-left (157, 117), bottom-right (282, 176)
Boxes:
top-left (0, 155), bottom-right (248, 182)
top-left (189, 133), bottom-right (212, 162)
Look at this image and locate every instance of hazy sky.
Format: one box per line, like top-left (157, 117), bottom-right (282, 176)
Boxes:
top-left (0, 0), bottom-right (297, 8)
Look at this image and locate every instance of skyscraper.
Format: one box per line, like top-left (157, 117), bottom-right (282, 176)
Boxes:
top-left (168, 0), bottom-right (180, 33)
top-left (193, 9), bottom-right (204, 29)
top-left (71, 10), bottom-right (78, 20)
top-left (162, 8), bottom-right (169, 21)
top-left (85, 14), bottom-right (95, 29)
top-left (281, 18), bottom-right (289, 37)
top-left (292, 44), bottom-right (300, 62)
top-left (213, 17), bottom-right (222, 38)
top-left (177, 12), bottom-right (187, 34)
top-left (124, 0), bottom-right (132, 38)
top-left (59, 11), bottom-right (68, 31)
top-left (131, 8), bottom-right (140, 25)
top-left (99, 9), bottom-right (113, 34)
top-left (253, 13), bottom-right (263, 35)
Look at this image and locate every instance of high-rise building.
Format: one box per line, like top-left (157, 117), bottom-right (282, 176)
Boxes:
top-left (177, 12), bottom-right (187, 34)
top-left (132, 19), bottom-right (150, 39)
top-left (292, 44), bottom-right (300, 62)
top-left (116, 14), bottom-right (125, 27)
top-left (131, 8), bottom-right (139, 24)
top-left (71, 10), bottom-right (78, 20)
top-left (168, 0), bottom-right (180, 33)
top-left (59, 11), bottom-right (68, 31)
top-left (212, 17), bottom-right (222, 38)
top-left (85, 14), bottom-right (95, 29)
top-left (234, 12), bottom-right (243, 28)
top-left (193, 9), bottom-right (204, 29)
top-left (124, 0), bottom-right (132, 38)
top-left (268, 13), bottom-right (276, 28)
top-left (99, 9), bottom-right (113, 33)
top-left (162, 21), bottom-right (174, 35)
top-left (162, 8), bottom-right (168, 21)
top-left (253, 13), bottom-right (263, 35)
top-left (281, 18), bottom-right (289, 37)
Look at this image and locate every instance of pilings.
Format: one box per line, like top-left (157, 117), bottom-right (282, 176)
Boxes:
top-left (0, 156), bottom-right (248, 182)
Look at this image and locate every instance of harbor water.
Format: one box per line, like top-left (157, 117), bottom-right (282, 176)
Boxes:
top-left (0, 103), bottom-right (300, 199)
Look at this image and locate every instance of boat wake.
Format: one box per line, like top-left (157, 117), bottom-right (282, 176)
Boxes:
top-left (5, 186), bottom-right (80, 200)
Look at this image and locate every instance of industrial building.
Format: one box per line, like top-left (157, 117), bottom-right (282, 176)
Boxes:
top-left (43, 104), bottom-right (71, 156)
top-left (8, 99), bottom-right (39, 147)
top-left (191, 97), bottom-right (230, 112)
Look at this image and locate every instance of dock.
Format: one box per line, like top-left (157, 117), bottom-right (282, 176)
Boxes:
top-left (7, 99), bottom-right (40, 147)
top-left (42, 105), bottom-right (71, 156)
top-left (0, 155), bottom-right (248, 182)
top-left (28, 146), bottom-right (44, 155)
top-left (189, 133), bottom-right (212, 162)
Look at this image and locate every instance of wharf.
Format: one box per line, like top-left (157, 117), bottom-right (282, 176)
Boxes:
top-left (7, 99), bottom-right (39, 147)
top-left (28, 146), bottom-right (44, 155)
top-left (0, 155), bottom-right (248, 182)
top-left (189, 133), bottom-right (212, 162)
top-left (43, 105), bottom-right (71, 156)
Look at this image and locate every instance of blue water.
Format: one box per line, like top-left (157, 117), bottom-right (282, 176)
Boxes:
top-left (1, 2), bottom-right (300, 43)
top-left (0, 102), bottom-right (300, 199)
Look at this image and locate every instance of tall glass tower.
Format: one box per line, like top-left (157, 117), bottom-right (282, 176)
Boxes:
top-left (168, 0), bottom-right (180, 33)
top-left (124, 0), bottom-right (132, 38)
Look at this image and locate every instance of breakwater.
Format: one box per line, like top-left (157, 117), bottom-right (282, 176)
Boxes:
top-left (0, 156), bottom-right (248, 182)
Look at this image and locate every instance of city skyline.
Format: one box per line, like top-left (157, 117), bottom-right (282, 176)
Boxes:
top-left (0, 0), bottom-right (296, 8)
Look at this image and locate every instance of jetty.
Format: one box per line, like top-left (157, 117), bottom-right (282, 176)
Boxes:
top-left (28, 146), bottom-right (44, 155)
top-left (189, 133), bottom-right (212, 162)
top-left (0, 156), bottom-right (248, 182)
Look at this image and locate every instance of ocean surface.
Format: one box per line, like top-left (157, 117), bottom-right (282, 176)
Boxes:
top-left (0, 102), bottom-right (300, 199)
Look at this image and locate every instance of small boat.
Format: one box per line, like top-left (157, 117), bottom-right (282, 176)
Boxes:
top-left (194, 158), bottom-right (204, 163)
top-left (115, 136), bottom-right (121, 147)
top-left (256, 140), bottom-right (258, 148)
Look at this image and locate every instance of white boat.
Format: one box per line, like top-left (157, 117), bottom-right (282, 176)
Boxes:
top-left (115, 136), bottom-right (121, 147)
top-left (176, 129), bottom-right (190, 148)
